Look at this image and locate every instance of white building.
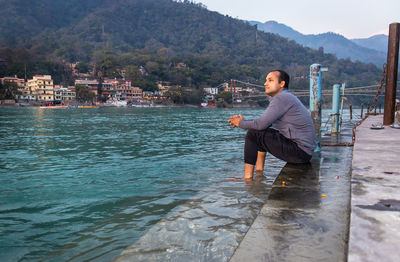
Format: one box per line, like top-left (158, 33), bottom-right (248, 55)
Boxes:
top-left (203, 87), bottom-right (219, 95)
top-left (54, 86), bottom-right (76, 103)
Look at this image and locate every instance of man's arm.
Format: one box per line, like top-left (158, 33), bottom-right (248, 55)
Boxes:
top-left (238, 96), bottom-right (288, 130)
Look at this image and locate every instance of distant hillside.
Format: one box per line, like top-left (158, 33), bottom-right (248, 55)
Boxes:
top-left (351, 34), bottom-right (388, 53)
top-left (250, 20), bottom-right (387, 66)
top-left (0, 0), bottom-right (382, 94)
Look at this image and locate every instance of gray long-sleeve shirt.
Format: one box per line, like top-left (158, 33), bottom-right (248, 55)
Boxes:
top-left (239, 89), bottom-right (317, 155)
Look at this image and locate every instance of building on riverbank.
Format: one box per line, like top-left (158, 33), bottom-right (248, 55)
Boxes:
top-left (0, 76), bottom-right (25, 89)
top-left (23, 75), bottom-right (55, 102)
top-left (102, 79), bottom-right (143, 101)
top-left (54, 85), bottom-right (76, 103)
top-left (1, 76), bottom-right (26, 99)
top-left (75, 78), bottom-right (143, 102)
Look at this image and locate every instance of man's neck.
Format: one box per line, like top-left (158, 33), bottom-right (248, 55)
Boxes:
top-left (269, 87), bottom-right (286, 97)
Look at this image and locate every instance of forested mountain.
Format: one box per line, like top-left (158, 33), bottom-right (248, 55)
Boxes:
top-left (0, 0), bottom-right (382, 95)
top-left (250, 20), bottom-right (387, 66)
top-left (352, 35), bottom-right (388, 53)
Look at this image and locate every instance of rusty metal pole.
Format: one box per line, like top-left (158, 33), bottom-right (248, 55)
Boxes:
top-left (350, 105), bottom-right (353, 120)
top-left (310, 64), bottom-right (328, 153)
top-left (384, 23), bottom-right (400, 125)
top-left (361, 104), bottom-right (364, 118)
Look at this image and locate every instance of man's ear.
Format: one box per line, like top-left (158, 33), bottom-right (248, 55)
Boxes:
top-left (280, 81), bottom-right (286, 88)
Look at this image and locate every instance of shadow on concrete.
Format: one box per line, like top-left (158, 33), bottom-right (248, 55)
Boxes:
top-left (269, 160), bottom-right (321, 210)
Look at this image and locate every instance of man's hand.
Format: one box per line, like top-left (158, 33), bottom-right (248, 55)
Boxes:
top-left (228, 114), bottom-right (243, 127)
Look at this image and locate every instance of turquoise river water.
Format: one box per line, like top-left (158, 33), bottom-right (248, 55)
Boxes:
top-left (0, 107), bottom-right (288, 261)
top-left (0, 107), bottom-right (358, 261)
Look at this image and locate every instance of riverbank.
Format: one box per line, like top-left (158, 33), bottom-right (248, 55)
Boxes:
top-left (0, 102), bottom-right (199, 108)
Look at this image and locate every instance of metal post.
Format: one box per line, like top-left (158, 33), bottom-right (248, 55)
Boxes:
top-left (339, 83), bottom-right (345, 132)
top-left (379, 104), bottom-right (382, 114)
top-left (350, 105), bottom-right (353, 120)
top-left (331, 84), bottom-right (341, 133)
top-left (384, 23), bottom-right (400, 125)
top-left (310, 64), bottom-right (328, 153)
top-left (361, 104), bottom-right (364, 118)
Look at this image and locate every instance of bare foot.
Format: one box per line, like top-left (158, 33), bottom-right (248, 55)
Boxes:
top-left (255, 170), bottom-right (264, 177)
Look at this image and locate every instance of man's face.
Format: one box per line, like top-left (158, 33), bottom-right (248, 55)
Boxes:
top-left (264, 71), bottom-right (285, 97)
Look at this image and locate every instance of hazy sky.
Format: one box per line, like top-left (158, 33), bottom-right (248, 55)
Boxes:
top-left (197, 0), bottom-right (399, 39)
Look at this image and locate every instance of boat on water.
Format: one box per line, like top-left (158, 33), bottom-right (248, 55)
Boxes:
top-left (200, 101), bottom-right (216, 108)
top-left (104, 100), bottom-right (128, 107)
top-left (77, 105), bottom-right (97, 108)
top-left (130, 103), bottom-right (153, 108)
top-left (39, 105), bottom-right (69, 109)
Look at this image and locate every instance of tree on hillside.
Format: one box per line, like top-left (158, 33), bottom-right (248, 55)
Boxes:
top-left (215, 91), bottom-right (232, 104)
top-left (125, 65), bottom-right (157, 91)
top-left (0, 81), bottom-right (21, 100)
top-left (75, 84), bottom-right (95, 103)
top-left (93, 49), bottom-right (122, 78)
top-left (75, 62), bottom-right (90, 73)
top-left (165, 86), bottom-right (183, 104)
top-left (182, 87), bottom-right (203, 104)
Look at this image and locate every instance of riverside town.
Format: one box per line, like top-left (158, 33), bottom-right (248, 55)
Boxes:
top-left (0, 62), bottom-right (265, 108)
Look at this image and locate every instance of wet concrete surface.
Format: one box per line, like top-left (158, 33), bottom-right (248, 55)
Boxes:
top-left (230, 146), bottom-right (353, 262)
top-left (348, 115), bottom-right (400, 262)
top-left (112, 163), bottom-right (284, 262)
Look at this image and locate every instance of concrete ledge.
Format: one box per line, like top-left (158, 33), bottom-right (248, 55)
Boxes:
top-left (348, 115), bottom-right (400, 262)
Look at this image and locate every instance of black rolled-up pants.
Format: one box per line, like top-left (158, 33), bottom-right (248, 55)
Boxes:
top-left (244, 128), bottom-right (312, 165)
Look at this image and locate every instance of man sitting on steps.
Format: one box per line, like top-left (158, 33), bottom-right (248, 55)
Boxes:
top-left (228, 70), bottom-right (317, 180)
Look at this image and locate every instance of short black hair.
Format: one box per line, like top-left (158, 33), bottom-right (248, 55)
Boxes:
top-left (271, 70), bottom-right (290, 89)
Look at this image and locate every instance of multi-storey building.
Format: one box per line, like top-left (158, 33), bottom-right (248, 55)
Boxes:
top-left (54, 85), bottom-right (76, 103)
top-left (77, 78), bottom-right (143, 101)
top-left (27, 75), bottom-right (54, 102)
top-left (224, 85), bottom-right (243, 93)
top-left (156, 81), bottom-right (172, 96)
top-left (115, 80), bottom-right (142, 100)
top-left (203, 87), bottom-right (219, 95)
top-left (0, 76), bottom-right (29, 100)
top-left (0, 76), bottom-right (25, 88)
